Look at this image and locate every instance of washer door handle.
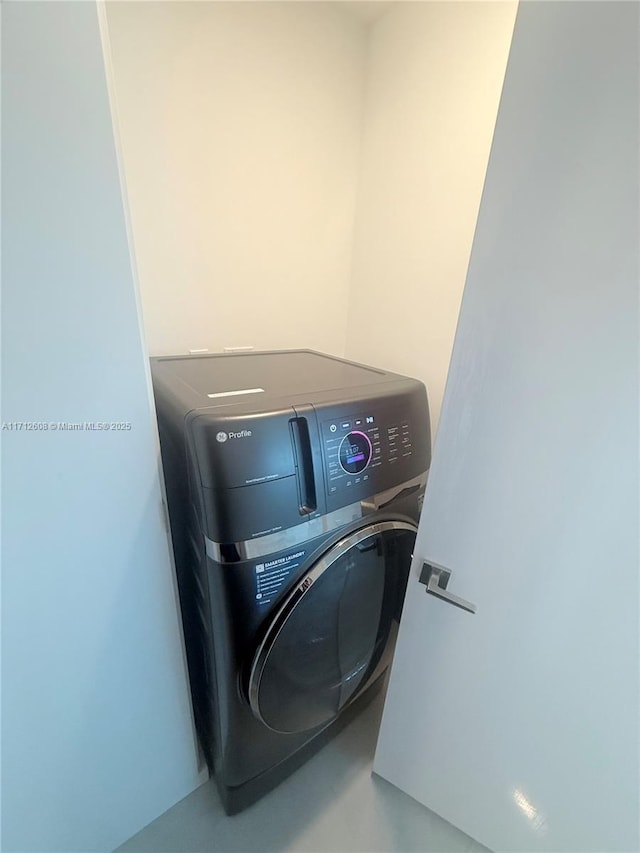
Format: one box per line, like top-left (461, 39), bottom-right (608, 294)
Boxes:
top-left (419, 562), bottom-right (476, 614)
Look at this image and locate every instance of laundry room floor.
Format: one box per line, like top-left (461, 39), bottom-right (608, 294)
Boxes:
top-left (117, 686), bottom-right (487, 853)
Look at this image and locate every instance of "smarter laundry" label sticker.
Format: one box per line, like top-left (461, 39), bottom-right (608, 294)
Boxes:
top-left (254, 549), bottom-right (306, 606)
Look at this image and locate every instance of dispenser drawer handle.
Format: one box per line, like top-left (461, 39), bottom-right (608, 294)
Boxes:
top-left (289, 417), bottom-right (317, 515)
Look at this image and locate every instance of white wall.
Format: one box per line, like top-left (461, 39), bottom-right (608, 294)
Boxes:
top-left (1, 3), bottom-right (200, 850)
top-left (106, 1), bottom-right (517, 436)
top-left (105, 1), bottom-right (367, 357)
top-left (345, 2), bottom-right (517, 434)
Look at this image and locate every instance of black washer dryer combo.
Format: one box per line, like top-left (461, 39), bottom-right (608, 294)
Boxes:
top-left (151, 350), bottom-right (431, 814)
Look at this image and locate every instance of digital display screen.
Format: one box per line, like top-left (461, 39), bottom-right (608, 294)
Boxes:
top-left (339, 431), bottom-right (372, 475)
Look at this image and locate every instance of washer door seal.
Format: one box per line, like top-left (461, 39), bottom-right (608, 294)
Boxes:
top-left (248, 519), bottom-right (416, 734)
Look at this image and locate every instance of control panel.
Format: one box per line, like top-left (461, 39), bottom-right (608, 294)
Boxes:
top-left (322, 412), bottom-right (414, 496)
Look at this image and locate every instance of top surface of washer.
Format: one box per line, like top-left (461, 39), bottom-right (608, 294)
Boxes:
top-left (152, 350), bottom-right (399, 405)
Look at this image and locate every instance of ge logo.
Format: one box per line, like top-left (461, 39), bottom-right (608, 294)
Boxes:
top-left (216, 431), bottom-right (228, 443)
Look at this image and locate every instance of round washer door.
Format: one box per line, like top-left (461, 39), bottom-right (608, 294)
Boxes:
top-left (248, 520), bottom-right (416, 734)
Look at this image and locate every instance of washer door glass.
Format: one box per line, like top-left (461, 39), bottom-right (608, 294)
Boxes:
top-left (248, 520), bottom-right (415, 734)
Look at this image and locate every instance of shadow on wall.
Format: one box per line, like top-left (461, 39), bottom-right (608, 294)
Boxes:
top-left (51, 486), bottom-right (198, 850)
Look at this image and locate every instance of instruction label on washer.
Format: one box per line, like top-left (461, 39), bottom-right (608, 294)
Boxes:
top-left (254, 549), bottom-right (306, 605)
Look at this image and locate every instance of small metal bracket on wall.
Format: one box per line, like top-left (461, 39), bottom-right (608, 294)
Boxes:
top-left (419, 562), bottom-right (477, 614)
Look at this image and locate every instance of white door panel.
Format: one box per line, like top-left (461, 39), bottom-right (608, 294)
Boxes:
top-left (374, 2), bottom-right (639, 851)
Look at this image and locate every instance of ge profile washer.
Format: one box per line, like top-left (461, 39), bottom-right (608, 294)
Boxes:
top-left (151, 350), bottom-right (431, 813)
